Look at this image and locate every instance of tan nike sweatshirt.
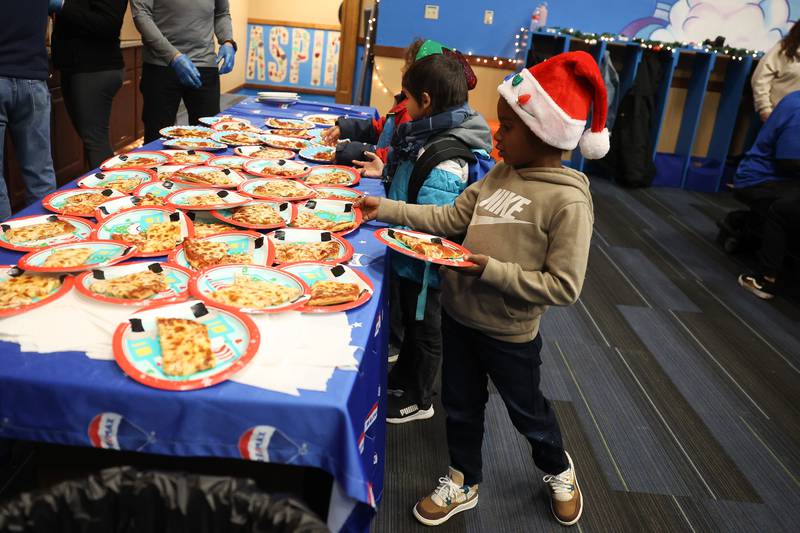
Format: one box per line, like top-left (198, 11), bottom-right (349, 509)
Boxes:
top-left (377, 162), bottom-right (594, 342)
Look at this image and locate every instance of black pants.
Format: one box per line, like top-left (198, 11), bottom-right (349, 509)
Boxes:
top-left (442, 312), bottom-right (568, 485)
top-left (735, 181), bottom-right (800, 277)
top-left (388, 276), bottom-right (441, 407)
top-left (140, 63), bottom-right (220, 143)
top-left (61, 69), bottom-right (124, 169)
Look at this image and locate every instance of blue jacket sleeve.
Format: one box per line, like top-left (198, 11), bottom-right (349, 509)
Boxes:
top-left (337, 117), bottom-right (378, 144)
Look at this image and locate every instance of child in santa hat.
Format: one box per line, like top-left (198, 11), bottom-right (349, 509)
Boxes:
top-left (358, 50), bottom-right (608, 526)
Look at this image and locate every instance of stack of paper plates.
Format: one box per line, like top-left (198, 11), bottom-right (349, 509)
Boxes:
top-left (257, 91), bottom-right (300, 104)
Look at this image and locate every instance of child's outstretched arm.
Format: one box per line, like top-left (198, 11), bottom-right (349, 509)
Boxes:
top-left (358, 180), bottom-right (484, 237)
top-left (476, 202), bottom-right (593, 306)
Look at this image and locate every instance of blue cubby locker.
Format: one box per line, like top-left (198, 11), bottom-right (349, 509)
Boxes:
top-left (650, 49), bottom-right (683, 162)
top-left (685, 55), bottom-right (754, 192)
top-left (569, 39), bottom-right (608, 171)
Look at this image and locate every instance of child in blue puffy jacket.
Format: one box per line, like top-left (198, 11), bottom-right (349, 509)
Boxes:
top-left (355, 53), bottom-right (493, 424)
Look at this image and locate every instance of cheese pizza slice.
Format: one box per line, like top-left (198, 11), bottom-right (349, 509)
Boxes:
top-left (395, 233), bottom-right (462, 260)
top-left (307, 281), bottom-right (360, 307)
top-left (89, 270), bottom-right (168, 300)
top-left (231, 204), bottom-right (283, 226)
top-left (305, 170), bottom-right (353, 185)
top-left (61, 192), bottom-right (110, 216)
top-left (274, 241), bottom-right (340, 263)
top-left (210, 274), bottom-right (300, 308)
top-left (183, 238), bottom-right (253, 270)
top-left (0, 274), bottom-right (61, 308)
top-left (156, 318), bottom-right (215, 376)
top-left (5, 220), bottom-right (75, 243)
top-left (111, 221), bottom-right (182, 254)
top-left (43, 247), bottom-right (93, 268)
top-left (193, 222), bottom-right (235, 238)
top-left (252, 181), bottom-right (307, 198)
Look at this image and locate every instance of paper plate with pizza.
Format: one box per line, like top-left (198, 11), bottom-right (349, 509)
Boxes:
top-left (95, 192), bottom-right (174, 219)
top-left (165, 188), bottom-right (251, 211)
top-left (18, 240), bottom-right (137, 273)
top-left (160, 150), bottom-right (214, 165)
top-left (301, 165), bottom-right (360, 187)
top-left (298, 145), bottom-right (336, 164)
top-left (261, 134), bottom-right (312, 152)
top-left (131, 180), bottom-right (185, 206)
top-left (238, 177), bottom-right (316, 202)
top-left (264, 117), bottom-right (315, 130)
top-left (191, 264), bottom-right (309, 314)
top-left (0, 214), bottom-right (95, 252)
top-left (265, 128), bottom-right (313, 139)
top-left (207, 155), bottom-right (253, 171)
top-left (169, 231), bottom-right (274, 271)
top-left (242, 158), bottom-right (311, 180)
top-left (162, 137), bottom-right (227, 151)
top-left (211, 200), bottom-right (296, 230)
top-left (303, 113), bottom-right (339, 127)
top-left (42, 188), bottom-right (127, 218)
top-left (234, 145), bottom-right (295, 160)
top-left (0, 265), bottom-right (73, 317)
top-left (75, 261), bottom-right (192, 306)
top-left (268, 228), bottom-right (353, 265)
top-left (93, 207), bottom-right (193, 257)
top-left (186, 211), bottom-right (239, 238)
top-left (290, 199), bottom-right (362, 236)
top-left (311, 185), bottom-right (365, 202)
top-left (374, 228), bottom-right (474, 267)
top-left (169, 165), bottom-right (248, 189)
top-left (211, 120), bottom-right (262, 133)
top-left (199, 114), bottom-right (236, 125)
top-left (159, 125), bottom-right (215, 139)
top-left (211, 130), bottom-right (265, 147)
top-left (280, 262), bottom-right (372, 313)
top-left (112, 299), bottom-right (260, 391)
top-left (100, 151), bottom-right (169, 171)
top-left (77, 169), bottom-right (156, 194)
top-left (150, 165), bottom-right (189, 181)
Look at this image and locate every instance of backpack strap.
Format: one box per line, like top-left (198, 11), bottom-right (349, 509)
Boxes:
top-left (407, 137), bottom-right (477, 205)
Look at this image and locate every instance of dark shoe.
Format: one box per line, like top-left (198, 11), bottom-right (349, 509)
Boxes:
top-left (386, 392), bottom-right (434, 424)
top-left (413, 467), bottom-right (478, 526)
top-left (738, 273), bottom-right (776, 300)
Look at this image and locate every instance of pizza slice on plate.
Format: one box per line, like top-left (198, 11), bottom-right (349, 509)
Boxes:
top-left (252, 181), bottom-right (306, 198)
top-left (231, 204), bottom-right (283, 226)
top-left (61, 193), bottom-right (110, 215)
top-left (274, 241), bottom-right (340, 263)
top-left (0, 274), bottom-right (61, 307)
top-left (5, 220), bottom-right (75, 243)
top-left (210, 274), bottom-right (300, 308)
top-left (156, 318), bottom-right (215, 376)
top-left (111, 221), bottom-right (182, 254)
top-left (89, 270), bottom-right (168, 299)
top-left (104, 178), bottom-right (142, 193)
top-left (183, 194), bottom-right (225, 207)
top-left (43, 247), bottom-right (93, 268)
top-left (307, 281), bottom-right (360, 306)
top-left (183, 238), bottom-right (252, 270)
top-left (292, 212), bottom-right (354, 233)
top-left (193, 222), bottom-right (235, 238)
top-left (395, 233), bottom-right (462, 260)
top-left (175, 169), bottom-right (234, 187)
top-left (305, 170), bottom-right (352, 185)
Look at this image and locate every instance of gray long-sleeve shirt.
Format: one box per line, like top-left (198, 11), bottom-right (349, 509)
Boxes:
top-left (131, 0), bottom-right (232, 68)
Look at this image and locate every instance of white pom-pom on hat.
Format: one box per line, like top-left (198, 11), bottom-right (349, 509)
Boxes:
top-left (579, 128), bottom-right (610, 159)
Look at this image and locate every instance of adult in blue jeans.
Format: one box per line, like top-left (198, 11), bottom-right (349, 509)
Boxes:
top-left (0, 0), bottom-right (62, 221)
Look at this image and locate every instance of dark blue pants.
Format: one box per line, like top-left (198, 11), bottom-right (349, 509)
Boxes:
top-left (442, 312), bottom-right (568, 485)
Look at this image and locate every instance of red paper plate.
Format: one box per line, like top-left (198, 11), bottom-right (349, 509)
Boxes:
top-left (100, 151), bottom-right (169, 171)
top-left (234, 146), bottom-right (296, 160)
top-left (374, 228), bottom-right (475, 267)
top-left (168, 231), bottom-right (275, 271)
top-left (279, 262), bottom-right (373, 313)
top-left (0, 214), bottom-right (95, 252)
top-left (18, 240), bottom-right (138, 273)
top-left (290, 199), bottom-right (363, 236)
top-left (190, 264), bottom-right (310, 314)
top-left (92, 207), bottom-right (194, 258)
top-left (160, 150), bottom-right (215, 165)
top-left (42, 188), bottom-right (127, 217)
top-left (167, 165), bottom-right (248, 189)
top-left (74, 261), bottom-right (193, 306)
top-left (238, 177), bottom-right (316, 202)
top-left (268, 228), bottom-right (354, 265)
top-left (243, 158), bottom-right (312, 180)
top-left (301, 165), bottom-right (361, 187)
top-left (0, 265), bottom-right (74, 317)
top-left (310, 185), bottom-right (365, 202)
top-left (112, 299), bottom-right (260, 391)
top-left (165, 188), bottom-right (252, 211)
top-left (210, 200), bottom-right (297, 230)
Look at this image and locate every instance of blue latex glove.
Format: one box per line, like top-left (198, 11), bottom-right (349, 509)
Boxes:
top-left (48, 0), bottom-right (64, 14)
top-left (216, 43), bottom-right (235, 75)
top-left (171, 54), bottom-right (202, 89)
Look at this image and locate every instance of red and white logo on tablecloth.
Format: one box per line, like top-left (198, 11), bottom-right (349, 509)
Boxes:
top-left (88, 412), bottom-right (123, 450)
top-left (239, 425), bottom-right (277, 462)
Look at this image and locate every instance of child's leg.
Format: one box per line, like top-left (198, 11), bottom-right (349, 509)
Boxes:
top-left (480, 333), bottom-right (568, 475)
top-left (441, 312), bottom-right (490, 485)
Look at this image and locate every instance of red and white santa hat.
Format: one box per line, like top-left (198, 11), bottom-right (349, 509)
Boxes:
top-left (497, 51), bottom-right (609, 159)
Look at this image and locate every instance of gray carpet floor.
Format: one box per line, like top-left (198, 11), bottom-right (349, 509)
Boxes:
top-left (373, 178), bottom-right (800, 532)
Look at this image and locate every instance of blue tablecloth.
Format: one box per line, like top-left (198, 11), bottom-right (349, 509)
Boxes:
top-left (0, 98), bottom-right (387, 532)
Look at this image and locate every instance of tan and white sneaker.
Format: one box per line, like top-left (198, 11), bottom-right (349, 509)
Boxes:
top-left (412, 467), bottom-right (479, 526)
top-left (544, 451), bottom-right (583, 526)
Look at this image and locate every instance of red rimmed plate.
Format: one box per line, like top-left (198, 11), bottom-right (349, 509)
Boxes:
top-left (162, 137), bottom-right (227, 151)
top-left (310, 185), bottom-right (365, 202)
top-left (77, 169), bottom-right (156, 194)
top-left (169, 231), bottom-right (275, 271)
top-left (159, 125), bottom-right (215, 139)
top-left (267, 228), bottom-right (354, 265)
top-left (190, 264), bottom-right (309, 314)
top-left (280, 262), bottom-right (373, 313)
top-left (374, 228), bottom-right (475, 267)
top-left (211, 200), bottom-right (296, 230)
top-left (0, 214), bottom-right (95, 252)
top-left (92, 207), bottom-right (194, 258)
top-left (0, 265), bottom-right (74, 317)
top-left (18, 240), bottom-right (138, 273)
top-left (165, 188), bottom-right (251, 211)
top-left (261, 134), bottom-right (312, 151)
top-left (301, 165), bottom-right (360, 187)
top-left (42, 188), bottom-right (127, 218)
top-left (168, 165), bottom-right (248, 189)
top-left (264, 117), bottom-right (316, 130)
top-left (186, 211), bottom-right (240, 238)
top-left (150, 165), bottom-right (190, 181)
top-left (207, 155), bottom-right (253, 171)
top-left (298, 145), bottom-right (336, 164)
top-left (95, 192), bottom-right (173, 219)
top-left (159, 150), bottom-right (215, 165)
top-left (211, 130), bottom-right (266, 147)
top-left (303, 113), bottom-right (340, 127)
top-left (234, 145), bottom-right (296, 160)
top-left (112, 299), bottom-right (260, 391)
top-left (211, 120), bottom-right (261, 133)
top-left (243, 159), bottom-right (312, 180)
top-left (74, 261), bottom-right (192, 306)
top-left (238, 177), bottom-right (316, 202)
top-left (100, 151), bottom-right (169, 170)
top-left (290, 199), bottom-right (362, 236)
top-left (265, 128), bottom-right (314, 139)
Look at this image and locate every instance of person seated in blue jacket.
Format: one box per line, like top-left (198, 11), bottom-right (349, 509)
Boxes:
top-left (355, 53), bottom-right (493, 424)
top-left (734, 90), bottom-right (800, 300)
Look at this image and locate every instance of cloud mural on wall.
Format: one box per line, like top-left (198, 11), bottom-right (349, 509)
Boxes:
top-left (636, 0), bottom-right (795, 51)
